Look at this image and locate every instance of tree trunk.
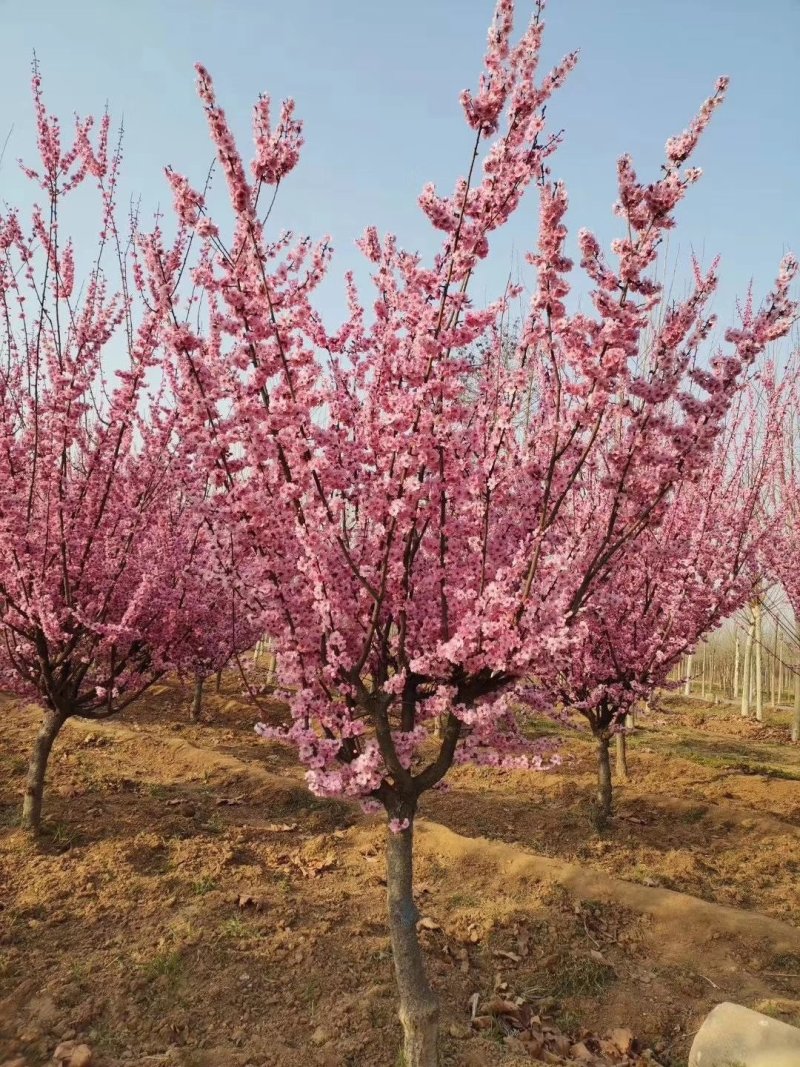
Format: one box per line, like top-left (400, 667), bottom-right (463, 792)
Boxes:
top-left (615, 731), bottom-right (628, 780)
top-left (215, 668), bottom-right (222, 693)
top-left (754, 601), bottom-right (763, 723)
top-left (741, 614), bottom-right (754, 718)
top-left (596, 734), bottom-right (612, 820)
top-left (733, 635), bottom-right (739, 700)
top-left (700, 644), bottom-right (706, 699)
top-left (192, 673), bottom-right (204, 722)
top-left (771, 623), bottom-right (778, 708)
top-left (21, 708), bottom-right (66, 834)
top-left (386, 819), bottom-right (438, 1067)
top-left (266, 649), bottom-right (277, 684)
top-left (793, 633), bottom-right (800, 743)
top-left (431, 714), bottom-right (448, 740)
top-left (684, 654), bottom-right (692, 697)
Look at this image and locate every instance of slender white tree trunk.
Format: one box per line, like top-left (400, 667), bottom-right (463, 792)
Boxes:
top-left (702, 644), bottom-right (709, 699)
top-left (793, 628), bottom-right (800, 743)
top-left (754, 601), bottom-right (764, 723)
top-left (733, 635), bottom-right (740, 700)
top-left (265, 644), bottom-right (277, 684)
top-left (684, 654), bottom-right (693, 697)
top-left (741, 612), bottom-right (754, 718)
top-left (770, 622), bottom-right (778, 708)
top-left (615, 731), bottom-right (629, 780)
top-left (191, 673), bottom-right (204, 722)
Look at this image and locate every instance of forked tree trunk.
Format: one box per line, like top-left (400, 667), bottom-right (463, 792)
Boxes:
top-left (386, 819), bottom-right (438, 1067)
top-left (615, 731), bottom-right (629, 780)
top-left (191, 673), bottom-right (204, 722)
top-left (21, 708), bottom-right (66, 834)
top-left (596, 734), bottom-right (612, 820)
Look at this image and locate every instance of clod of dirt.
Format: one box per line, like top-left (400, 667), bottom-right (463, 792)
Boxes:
top-left (51, 1043), bottom-right (92, 1067)
top-left (310, 1026), bottom-right (331, 1046)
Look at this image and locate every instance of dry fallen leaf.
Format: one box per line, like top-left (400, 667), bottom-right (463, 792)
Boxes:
top-left (519, 1032), bottom-right (545, 1057)
top-left (471, 1015), bottom-right (494, 1031)
top-left (468, 991), bottom-right (480, 1020)
top-left (493, 949), bottom-right (522, 963)
top-left (480, 997), bottom-right (523, 1020)
top-left (549, 1032), bottom-right (572, 1057)
top-left (417, 916), bottom-right (440, 931)
top-left (608, 1026), bottom-right (635, 1054)
top-left (569, 1040), bottom-right (595, 1062)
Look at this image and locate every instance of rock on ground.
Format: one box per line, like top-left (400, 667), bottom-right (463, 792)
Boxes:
top-left (689, 1001), bottom-right (800, 1067)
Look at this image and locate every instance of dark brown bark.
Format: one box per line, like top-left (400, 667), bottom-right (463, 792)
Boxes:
top-left (596, 734), bottom-right (612, 820)
top-left (21, 708), bottom-right (66, 834)
top-left (386, 818), bottom-right (438, 1066)
top-left (191, 673), bottom-right (204, 722)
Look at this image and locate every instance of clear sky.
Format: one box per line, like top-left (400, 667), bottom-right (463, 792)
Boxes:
top-left (0, 0), bottom-right (797, 331)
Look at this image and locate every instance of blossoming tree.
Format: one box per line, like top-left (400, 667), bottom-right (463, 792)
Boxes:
top-left (763, 363), bottom-right (800, 741)
top-left (0, 73), bottom-right (201, 833)
top-left (169, 521), bottom-right (261, 721)
top-left (543, 374), bottom-right (789, 819)
top-left (151, 2), bottom-right (796, 1060)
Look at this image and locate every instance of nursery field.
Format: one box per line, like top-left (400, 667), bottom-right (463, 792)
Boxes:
top-left (2, 684), bottom-right (800, 1067)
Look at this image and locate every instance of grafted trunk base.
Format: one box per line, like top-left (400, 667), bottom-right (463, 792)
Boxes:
top-left (386, 818), bottom-right (439, 1067)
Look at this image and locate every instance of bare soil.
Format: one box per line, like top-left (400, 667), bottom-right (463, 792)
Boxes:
top-left (2, 681), bottom-right (800, 1067)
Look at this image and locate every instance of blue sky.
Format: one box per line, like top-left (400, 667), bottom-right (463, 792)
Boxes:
top-left (0, 0), bottom-right (797, 332)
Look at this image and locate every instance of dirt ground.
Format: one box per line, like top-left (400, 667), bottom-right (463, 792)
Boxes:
top-left (2, 678), bottom-right (800, 1067)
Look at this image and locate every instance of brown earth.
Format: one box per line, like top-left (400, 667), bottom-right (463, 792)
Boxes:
top-left (1, 680), bottom-right (799, 1067)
